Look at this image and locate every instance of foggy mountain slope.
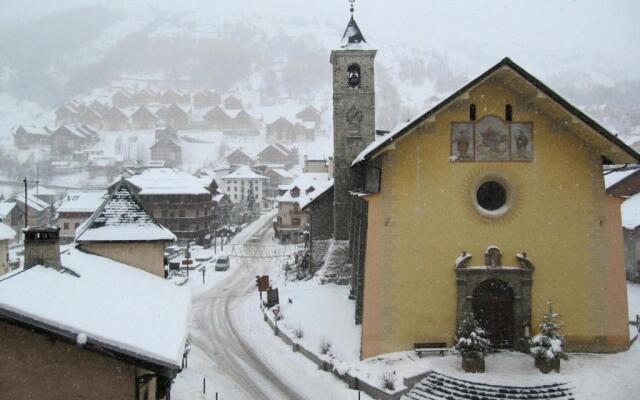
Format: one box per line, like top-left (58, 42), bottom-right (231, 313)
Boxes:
top-left (0, 0), bottom-right (639, 139)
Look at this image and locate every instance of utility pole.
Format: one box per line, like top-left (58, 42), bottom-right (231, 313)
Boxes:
top-left (22, 177), bottom-right (39, 229)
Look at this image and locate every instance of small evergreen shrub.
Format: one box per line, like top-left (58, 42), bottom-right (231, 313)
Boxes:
top-left (319, 337), bottom-right (331, 355)
top-left (530, 302), bottom-right (568, 361)
top-left (455, 311), bottom-right (491, 359)
top-left (380, 370), bottom-right (396, 391)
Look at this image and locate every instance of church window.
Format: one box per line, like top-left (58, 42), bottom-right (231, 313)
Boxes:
top-left (347, 64), bottom-right (361, 88)
top-left (469, 104), bottom-right (477, 121)
top-left (476, 181), bottom-right (507, 211)
top-left (505, 104), bottom-right (513, 121)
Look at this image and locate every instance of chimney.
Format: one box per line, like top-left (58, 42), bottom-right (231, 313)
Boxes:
top-left (24, 226), bottom-right (61, 269)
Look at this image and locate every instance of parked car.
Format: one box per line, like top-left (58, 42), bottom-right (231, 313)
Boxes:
top-left (215, 256), bottom-right (230, 271)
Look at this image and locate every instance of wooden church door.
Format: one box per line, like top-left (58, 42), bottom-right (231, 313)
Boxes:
top-left (472, 279), bottom-right (515, 348)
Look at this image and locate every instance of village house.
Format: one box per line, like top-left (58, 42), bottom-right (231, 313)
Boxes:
top-left (111, 88), bottom-right (135, 108)
top-left (78, 107), bottom-right (104, 129)
top-left (256, 143), bottom-right (299, 169)
top-left (230, 109), bottom-right (258, 131)
top-left (193, 89), bottom-right (221, 108)
top-left (302, 179), bottom-right (334, 270)
top-left (49, 125), bottom-right (98, 160)
top-left (350, 57), bottom-right (640, 358)
top-left (606, 166), bottom-right (640, 282)
top-left (266, 117), bottom-right (297, 143)
top-left (223, 95), bottom-right (243, 110)
top-left (225, 148), bottom-right (254, 167)
top-left (220, 166), bottom-right (269, 208)
top-left (27, 185), bottom-right (58, 206)
top-left (264, 168), bottom-right (294, 201)
top-left (161, 103), bottom-right (191, 130)
top-left (133, 88), bottom-right (159, 105)
top-left (102, 106), bottom-right (130, 131)
top-left (54, 104), bottom-right (80, 126)
top-left (130, 105), bottom-right (159, 130)
top-left (13, 125), bottom-right (51, 149)
top-left (122, 168), bottom-right (216, 243)
top-left (57, 190), bottom-right (107, 243)
top-left (0, 222), bottom-right (16, 275)
top-left (150, 135), bottom-right (182, 168)
top-left (12, 193), bottom-right (51, 228)
top-left (76, 180), bottom-right (176, 276)
top-left (303, 157), bottom-right (331, 174)
top-left (274, 173), bottom-right (331, 244)
top-left (88, 155), bottom-right (124, 180)
top-left (90, 99), bottom-right (110, 116)
top-left (204, 106), bottom-right (234, 130)
top-left (0, 202), bottom-right (19, 243)
top-left (295, 105), bottom-right (322, 125)
top-left (0, 225), bottom-right (189, 400)
top-left (160, 89), bottom-right (190, 105)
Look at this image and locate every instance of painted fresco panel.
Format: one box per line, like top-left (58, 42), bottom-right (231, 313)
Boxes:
top-left (510, 122), bottom-right (534, 161)
top-left (475, 116), bottom-right (510, 161)
top-left (451, 123), bottom-right (474, 161)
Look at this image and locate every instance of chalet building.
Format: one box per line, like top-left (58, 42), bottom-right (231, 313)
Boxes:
top-left (266, 117), bottom-right (297, 143)
top-left (225, 148), bottom-right (254, 167)
top-left (0, 194), bottom-right (50, 241)
top-left (76, 180), bottom-right (176, 276)
top-left (13, 125), bottom-right (50, 149)
top-left (295, 105), bottom-right (322, 125)
top-left (102, 107), bottom-right (130, 131)
top-left (303, 157), bottom-right (331, 174)
top-left (205, 106), bottom-right (233, 130)
top-left (256, 143), bottom-right (298, 169)
top-left (130, 105), bottom-right (159, 130)
top-left (133, 88), bottom-right (159, 105)
top-left (223, 95), bottom-right (243, 110)
top-left (274, 173), bottom-right (331, 243)
top-left (0, 222), bottom-right (16, 274)
top-left (57, 190), bottom-right (107, 243)
top-left (78, 108), bottom-right (103, 129)
top-left (49, 125), bottom-right (98, 160)
top-left (264, 168), bottom-right (294, 202)
top-left (54, 104), bottom-right (80, 126)
top-left (27, 185), bottom-right (57, 205)
top-left (193, 90), bottom-right (221, 108)
top-left (150, 136), bottom-right (182, 168)
top-left (302, 180), bottom-right (334, 270)
top-left (0, 225), bottom-right (189, 400)
top-left (160, 89), bottom-right (190, 105)
top-left (231, 109), bottom-right (258, 130)
top-left (161, 104), bottom-right (190, 130)
top-left (220, 166), bottom-right (269, 207)
top-left (351, 56), bottom-right (640, 357)
top-left (90, 100), bottom-right (110, 116)
top-left (111, 89), bottom-right (135, 108)
top-left (0, 202), bottom-right (19, 241)
top-left (606, 166), bottom-right (640, 282)
top-left (122, 169), bottom-right (216, 243)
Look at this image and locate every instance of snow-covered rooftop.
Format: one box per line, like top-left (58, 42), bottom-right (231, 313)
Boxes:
top-left (277, 173), bottom-right (331, 205)
top-left (126, 168), bottom-right (211, 195)
top-left (75, 182), bottom-right (175, 242)
top-left (0, 247), bottom-right (190, 369)
top-left (604, 167), bottom-right (640, 189)
top-left (0, 222), bottom-right (16, 241)
top-left (222, 166), bottom-right (268, 180)
top-left (622, 193), bottom-right (640, 230)
top-left (13, 193), bottom-right (50, 212)
top-left (0, 202), bottom-right (16, 219)
top-left (57, 190), bottom-right (107, 214)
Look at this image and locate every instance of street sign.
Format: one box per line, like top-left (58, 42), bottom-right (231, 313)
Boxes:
top-left (256, 275), bottom-right (269, 292)
top-left (267, 287), bottom-right (279, 308)
top-left (182, 259), bottom-right (193, 266)
top-left (272, 306), bottom-right (280, 319)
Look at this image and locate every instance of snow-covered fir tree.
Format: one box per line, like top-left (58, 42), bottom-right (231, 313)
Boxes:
top-left (455, 311), bottom-right (491, 358)
top-left (530, 301), bottom-right (568, 361)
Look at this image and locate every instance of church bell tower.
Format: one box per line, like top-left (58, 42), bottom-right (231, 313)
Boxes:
top-left (330, 1), bottom-right (376, 240)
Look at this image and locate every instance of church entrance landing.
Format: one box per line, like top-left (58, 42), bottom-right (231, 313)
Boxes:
top-left (455, 247), bottom-right (533, 351)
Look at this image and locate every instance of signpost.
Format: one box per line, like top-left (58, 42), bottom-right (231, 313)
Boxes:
top-left (256, 275), bottom-right (269, 303)
top-left (267, 287), bottom-right (279, 308)
top-left (183, 244), bottom-right (192, 278)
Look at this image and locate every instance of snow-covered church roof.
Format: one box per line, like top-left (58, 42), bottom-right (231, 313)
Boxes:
top-left (0, 246), bottom-right (190, 370)
top-left (75, 180), bottom-right (175, 243)
top-left (340, 14), bottom-right (369, 49)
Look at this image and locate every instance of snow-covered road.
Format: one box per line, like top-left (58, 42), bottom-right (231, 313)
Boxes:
top-left (173, 212), bottom-right (365, 400)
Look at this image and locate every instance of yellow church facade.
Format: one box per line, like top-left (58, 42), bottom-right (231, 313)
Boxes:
top-left (353, 58), bottom-right (639, 359)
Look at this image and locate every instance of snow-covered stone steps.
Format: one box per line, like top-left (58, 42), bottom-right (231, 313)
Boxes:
top-left (403, 371), bottom-right (574, 400)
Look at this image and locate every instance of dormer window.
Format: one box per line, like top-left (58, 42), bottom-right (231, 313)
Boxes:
top-left (305, 186), bottom-right (315, 194)
top-left (347, 64), bottom-right (361, 88)
top-left (290, 186), bottom-right (300, 198)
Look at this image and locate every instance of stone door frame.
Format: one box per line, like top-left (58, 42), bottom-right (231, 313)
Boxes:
top-left (455, 266), bottom-right (532, 352)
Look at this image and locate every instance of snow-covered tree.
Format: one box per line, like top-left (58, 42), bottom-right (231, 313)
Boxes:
top-left (455, 311), bottom-right (491, 359)
top-left (530, 302), bottom-right (568, 361)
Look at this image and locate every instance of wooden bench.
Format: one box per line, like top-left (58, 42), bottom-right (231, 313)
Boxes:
top-left (414, 342), bottom-right (448, 357)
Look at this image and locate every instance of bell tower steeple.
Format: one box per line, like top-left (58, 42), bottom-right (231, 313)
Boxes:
top-left (330, 0), bottom-right (376, 240)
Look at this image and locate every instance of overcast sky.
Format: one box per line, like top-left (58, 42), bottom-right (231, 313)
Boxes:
top-left (2, 0), bottom-right (639, 81)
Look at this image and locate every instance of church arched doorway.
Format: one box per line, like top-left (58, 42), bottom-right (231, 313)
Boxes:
top-left (472, 279), bottom-right (514, 348)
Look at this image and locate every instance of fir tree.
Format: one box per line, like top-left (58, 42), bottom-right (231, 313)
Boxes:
top-left (455, 311), bottom-right (491, 359)
top-left (530, 301), bottom-right (568, 361)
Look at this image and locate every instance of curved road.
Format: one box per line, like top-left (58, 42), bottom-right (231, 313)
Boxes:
top-left (189, 214), bottom-right (306, 400)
